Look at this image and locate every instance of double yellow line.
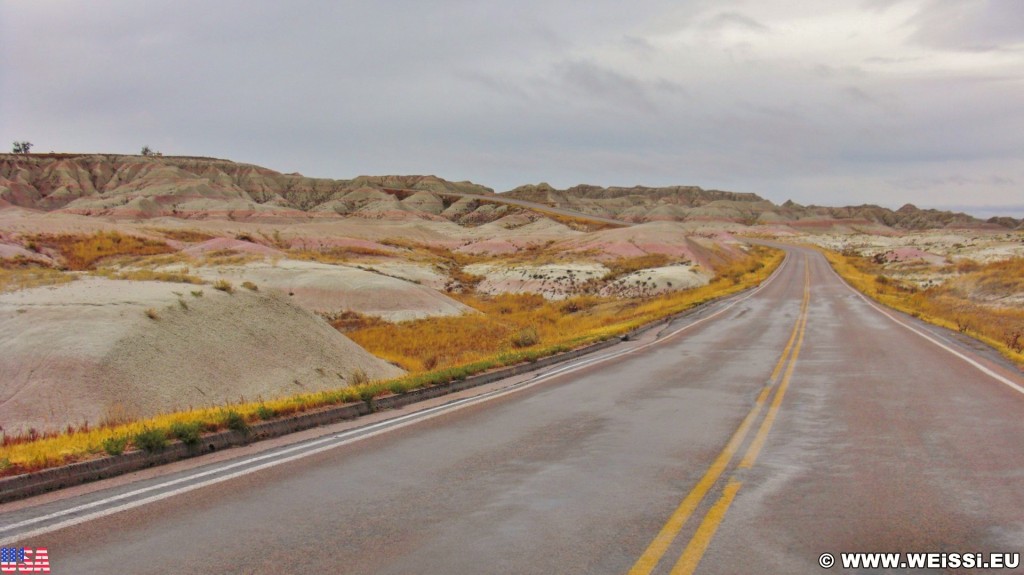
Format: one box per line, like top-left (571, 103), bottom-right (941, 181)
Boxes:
top-left (627, 256), bottom-right (811, 575)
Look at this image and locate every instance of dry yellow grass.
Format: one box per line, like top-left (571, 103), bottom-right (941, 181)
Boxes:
top-left (0, 245), bottom-right (782, 476)
top-left (350, 246), bottom-right (782, 372)
top-left (30, 231), bottom-right (175, 270)
top-left (601, 253), bottom-right (675, 281)
top-left (91, 267), bottom-right (205, 284)
top-left (0, 266), bottom-right (75, 293)
top-left (149, 228), bottom-right (217, 243)
top-left (823, 250), bottom-right (1024, 367)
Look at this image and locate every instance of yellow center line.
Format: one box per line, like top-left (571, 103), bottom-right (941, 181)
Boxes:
top-left (626, 255), bottom-right (813, 575)
top-left (672, 258), bottom-right (811, 575)
top-left (739, 260), bottom-right (811, 469)
top-left (626, 387), bottom-right (769, 575)
top-left (767, 267), bottom-right (807, 383)
top-left (668, 479), bottom-right (743, 575)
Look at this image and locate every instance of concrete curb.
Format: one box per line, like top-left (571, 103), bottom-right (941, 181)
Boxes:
top-left (0, 338), bottom-right (626, 504)
top-left (0, 284), bottom-right (752, 504)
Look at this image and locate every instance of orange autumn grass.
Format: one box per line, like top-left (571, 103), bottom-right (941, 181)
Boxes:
top-left (27, 230), bottom-right (175, 270)
top-left (0, 246), bottom-right (782, 477)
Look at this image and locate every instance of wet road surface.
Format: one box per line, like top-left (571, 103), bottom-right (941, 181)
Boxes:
top-left (2, 245), bottom-right (1022, 574)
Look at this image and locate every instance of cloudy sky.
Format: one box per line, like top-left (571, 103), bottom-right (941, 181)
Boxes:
top-left (2, 1), bottom-right (1022, 216)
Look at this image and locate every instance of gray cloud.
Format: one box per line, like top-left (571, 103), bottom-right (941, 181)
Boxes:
top-left (0, 0), bottom-right (1021, 216)
top-left (907, 0), bottom-right (1024, 51)
top-left (702, 11), bottom-right (770, 32)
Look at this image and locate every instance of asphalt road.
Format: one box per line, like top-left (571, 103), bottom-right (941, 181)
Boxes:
top-left (2, 245), bottom-right (1023, 574)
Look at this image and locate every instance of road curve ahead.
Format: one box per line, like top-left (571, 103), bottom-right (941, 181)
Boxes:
top-left (2, 245), bottom-right (1023, 574)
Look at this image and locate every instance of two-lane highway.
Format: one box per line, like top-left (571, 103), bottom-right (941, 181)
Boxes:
top-left (2, 246), bottom-right (1022, 574)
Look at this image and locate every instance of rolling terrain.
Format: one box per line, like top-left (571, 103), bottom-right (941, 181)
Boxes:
top-left (2, 245), bottom-right (1021, 574)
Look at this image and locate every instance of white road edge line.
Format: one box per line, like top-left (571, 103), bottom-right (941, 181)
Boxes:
top-left (1, 251), bottom-right (792, 544)
top-left (823, 252), bottom-right (1024, 396)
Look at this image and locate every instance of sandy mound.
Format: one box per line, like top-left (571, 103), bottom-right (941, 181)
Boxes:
top-left (465, 262), bottom-right (608, 300)
top-left (600, 265), bottom-right (710, 298)
top-left (190, 259), bottom-right (473, 321)
top-left (0, 278), bottom-right (403, 434)
top-left (182, 237), bottom-right (287, 257)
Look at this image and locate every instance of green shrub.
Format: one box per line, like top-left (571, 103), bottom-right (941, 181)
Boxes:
top-left (133, 427), bottom-right (168, 453)
top-left (256, 405), bottom-right (278, 420)
top-left (102, 435), bottom-right (129, 456)
top-left (358, 385), bottom-right (379, 403)
top-left (170, 421), bottom-right (202, 447)
top-left (222, 410), bottom-right (249, 434)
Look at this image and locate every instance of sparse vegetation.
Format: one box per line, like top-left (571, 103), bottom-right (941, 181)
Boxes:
top-left (92, 267), bottom-right (204, 284)
top-left (144, 308), bottom-right (159, 320)
top-left (152, 229), bottom-right (216, 243)
top-left (601, 254), bottom-right (674, 281)
top-left (348, 368), bottom-right (369, 386)
top-left (291, 245), bottom-right (395, 264)
top-left (326, 310), bottom-right (388, 332)
top-left (241, 281), bottom-right (259, 291)
top-left (0, 266), bottom-right (75, 293)
top-left (823, 250), bottom-right (1024, 368)
top-left (213, 279), bottom-right (235, 293)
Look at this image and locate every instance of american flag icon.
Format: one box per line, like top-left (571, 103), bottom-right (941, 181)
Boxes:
top-left (0, 547), bottom-right (49, 573)
top-left (0, 547), bottom-right (24, 563)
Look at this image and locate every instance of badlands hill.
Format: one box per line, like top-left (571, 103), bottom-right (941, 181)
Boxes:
top-left (504, 182), bottom-right (1021, 230)
top-left (2, 154), bottom-right (1019, 230)
top-left (0, 153), bottom-right (497, 223)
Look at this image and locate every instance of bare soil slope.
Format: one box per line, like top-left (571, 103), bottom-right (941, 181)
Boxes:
top-left (191, 259), bottom-right (474, 321)
top-left (0, 278), bottom-right (403, 434)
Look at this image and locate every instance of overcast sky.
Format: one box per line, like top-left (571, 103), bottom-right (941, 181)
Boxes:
top-left (2, 1), bottom-right (1022, 216)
